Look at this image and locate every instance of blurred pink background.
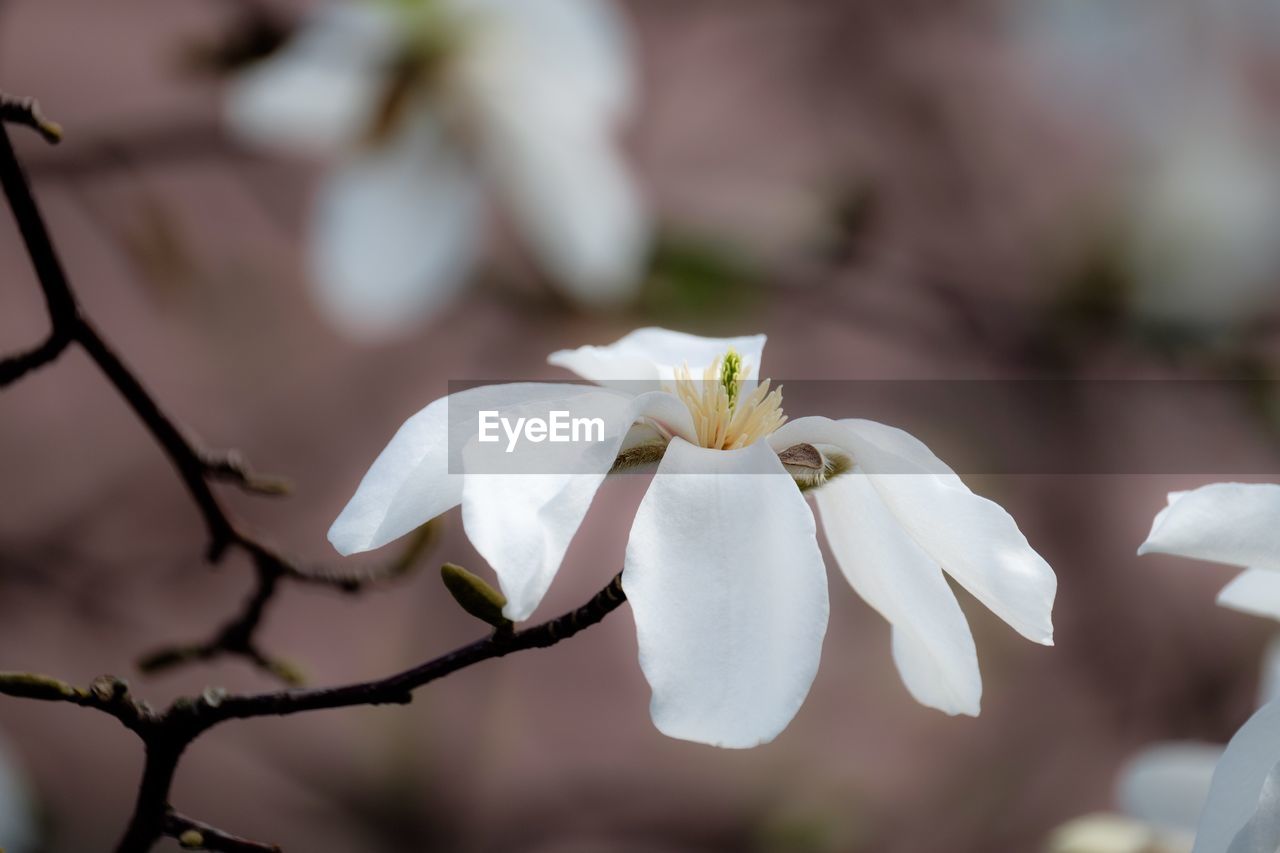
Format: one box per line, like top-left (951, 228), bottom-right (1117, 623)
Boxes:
top-left (2, 1), bottom-right (1279, 851)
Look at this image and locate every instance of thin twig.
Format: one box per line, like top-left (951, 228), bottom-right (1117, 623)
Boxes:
top-left (0, 574), bottom-right (628, 852)
top-left (0, 94), bottom-right (429, 682)
top-left (138, 522), bottom-right (442, 682)
top-left (0, 94), bottom-right (63, 144)
top-left (205, 574), bottom-right (627, 726)
top-left (164, 811), bottom-right (282, 852)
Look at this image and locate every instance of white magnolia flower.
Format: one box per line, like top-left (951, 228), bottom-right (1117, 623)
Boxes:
top-left (1139, 483), bottom-right (1280, 622)
top-left (1124, 113), bottom-right (1280, 330)
top-left (1139, 483), bottom-right (1280, 853)
top-left (226, 0), bottom-right (648, 339)
top-left (1046, 640), bottom-right (1280, 853)
top-left (329, 327), bottom-right (1057, 747)
top-left (1012, 0), bottom-right (1280, 329)
top-left (1045, 747), bottom-right (1216, 853)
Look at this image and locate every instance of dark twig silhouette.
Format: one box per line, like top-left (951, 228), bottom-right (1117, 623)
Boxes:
top-left (0, 93), bottom-right (632, 852)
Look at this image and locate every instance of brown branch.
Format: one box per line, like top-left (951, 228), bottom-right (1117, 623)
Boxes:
top-left (0, 90), bottom-right (632, 853)
top-left (204, 573), bottom-right (627, 726)
top-left (138, 522), bottom-right (441, 682)
top-left (0, 94), bottom-right (429, 683)
top-left (0, 673), bottom-right (152, 735)
top-left (0, 94), bottom-right (63, 144)
top-left (0, 574), bottom-right (628, 852)
top-left (164, 811), bottom-right (281, 852)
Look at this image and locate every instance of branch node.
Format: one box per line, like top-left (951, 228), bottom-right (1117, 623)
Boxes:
top-left (0, 93), bottom-right (62, 144)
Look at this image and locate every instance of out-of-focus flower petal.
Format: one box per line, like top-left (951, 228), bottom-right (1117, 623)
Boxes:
top-left (1259, 636), bottom-right (1280, 707)
top-left (460, 391), bottom-right (692, 620)
top-left (0, 733), bottom-right (38, 853)
top-left (1046, 813), bottom-right (1173, 853)
top-left (623, 438), bottom-right (828, 748)
top-left (224, 4), bottom-right (396, 156)
top-left (770, 416), bottom-right (1057, 645)
top-left (1138, 483), bottom-right (1280, 573)
top-left (1127, 122), bottom-right (1280, 328)
top-left (452, 0), bottom-right (635, 120)
top-left (478, 97), bottom-right (648, 304)
top-left (309, 113), bottom-right (484, 340)
top-left (548, 328), bottom-right (767, 388)
top-left (1193, 700), bottom-right (1280, 853)
top-left (328, 383), bottom-right (596, 555)
top-left (454, 0), bottom-right (648, 303)
top-left (814, 471), bottom-right (980, 715)
top-left (1218, 569), bottom-right (1280, 622)
top-left (1119, 742), bottom-right (1223, 836)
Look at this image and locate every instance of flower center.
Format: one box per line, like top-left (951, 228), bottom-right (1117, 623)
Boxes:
top-left (672, 349), bottom-right (787, 450)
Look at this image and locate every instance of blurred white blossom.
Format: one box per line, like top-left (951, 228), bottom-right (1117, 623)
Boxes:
top-left (226, 0), bottom-right (649, 340)
top-left (1137, 483), bottom-right (1280, 853)
top-left (1012, 0), bottom-right (1280, 329)
top-left (1045, 640), bottom-right (1280, 853)
top-left (328, 328), bottom-right (1056, 747)
top-left (0, 731), bottom-right (40, 853)
top-left (1139, 483), bottom-right (1280, 620)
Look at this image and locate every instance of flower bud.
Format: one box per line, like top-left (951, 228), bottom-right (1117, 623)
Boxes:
top-left (441, 563), bottom-right (510, 628)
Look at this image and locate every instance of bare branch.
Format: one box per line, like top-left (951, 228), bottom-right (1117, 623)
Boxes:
top-left (203, 574), bottom-right (627, 726)
top-left (164, 811), bottom-right (282, 852)
top-left (0, 92), bottom-right (425, 682)
top-left (0, 94), bottom-right (63, 144)
top-left (139, 523), bottom-right (441, 682)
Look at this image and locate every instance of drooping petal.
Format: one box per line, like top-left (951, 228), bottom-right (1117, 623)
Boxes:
top-left (1193, 699), bottom-right (1280, 853)
top-left (1218, 569), bottom-right (1280, 622)
top-left (771, 416), bottom-right (1057, 645)
top-left (450, 0), bottom-right (647, 304)
top-left (460, 391), bottom-right (693, 620)
top-left (548, 327), bottom-right (768, 389)
top-left (224, 4), bottom-right (397, 156)
top-left (814, 471), bottom-right (979, 715)
top-left (328, 383), bottom-right (596, 555)
top-left (623, 438), bottom-right (829, 748)
top-left (308, 112), bottom-right (484, 340)
top-left (1139, 483), bottom-right (1280, 573)
top-left (487, 110), bottom-right (648, 305)
top-left (449, 0), bottom-right (635, 121)
top-left (1259, 636), bottom-right (1280, 707)
top-left (1118, 742), bottom-right (1223, 836)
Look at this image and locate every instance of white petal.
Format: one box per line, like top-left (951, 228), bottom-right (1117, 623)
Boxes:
top-left (814, 471), bottom-right (980, 715)
top-left (1118, 742), bottom-right (1223, 834)
top-left (623, 438), bottom-right (829, 748)
top-left (1193, 699), bottom-right (1280, 853)
top-left (453, 0), bottom-right (647, 303)
top-left (0, 732), bottom-right (37, 853)
top-left (459, 391), bottom-right (692, 621)
top-left (498, 120), bottom-right (648, 305)
top-left (548, 327), bottom-right (768, 389)
top-left (771, 417), bottom-right (1057, 645)
top-left (1218, 570), bottom-right (1280, 623)
top-left (1258, 636), bottom-right (1280, 708)
top-left (449, 0), bottom-right (635, 120)
top-left (309, 113), bottom-right (484, 340)
top-left (328, 383), bottom-right (595, 555)
top-left (1139, 483), bottom-right (1280, 573)
top-left (224, 4), bottom-right (396, 156)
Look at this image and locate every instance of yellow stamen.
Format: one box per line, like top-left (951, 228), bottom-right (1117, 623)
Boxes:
top-left (672, 354), bottom-right (787, 450)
